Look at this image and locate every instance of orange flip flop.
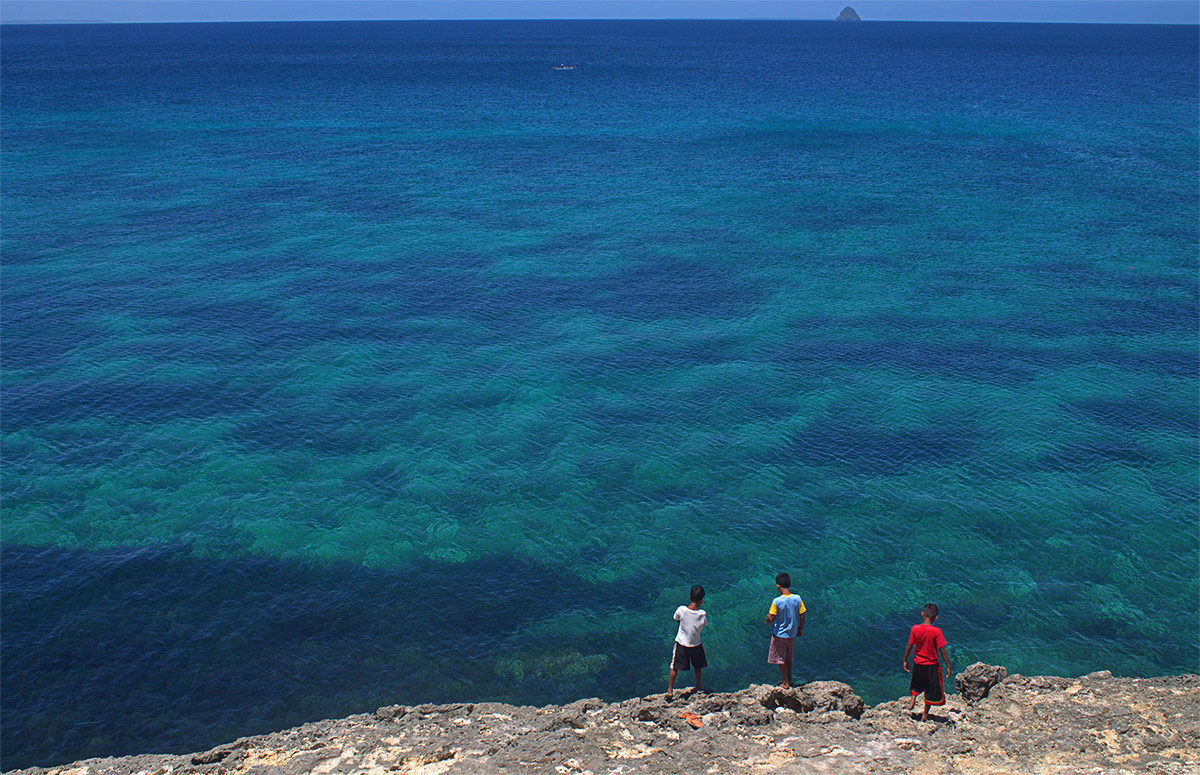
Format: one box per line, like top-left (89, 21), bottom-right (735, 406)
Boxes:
top-left (680, 712), bottom-right (704, 729)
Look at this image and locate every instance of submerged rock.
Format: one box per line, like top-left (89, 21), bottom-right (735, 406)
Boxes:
top-left (837, 6), bottom-right (861, 21)
top-left (8, 671), bottom-right (1199, 775)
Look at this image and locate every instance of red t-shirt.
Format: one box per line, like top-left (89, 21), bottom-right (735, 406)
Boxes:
top-left (908, 623), bottom-right (947, 665)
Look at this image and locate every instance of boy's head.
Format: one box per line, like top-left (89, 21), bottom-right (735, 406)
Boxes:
top-left (922, 603), bottom-right (939, 622)
top-left (775, 572), bottom-right (791, 590)
top-left (690, 585), bottom-right (705, 604)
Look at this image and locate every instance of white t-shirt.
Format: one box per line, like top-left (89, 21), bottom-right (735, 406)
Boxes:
top-left (674, 605), bottom-right (707, 647)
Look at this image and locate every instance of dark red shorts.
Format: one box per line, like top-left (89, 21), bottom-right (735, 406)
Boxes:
top-left (909, 663), bottom-right (945, 705)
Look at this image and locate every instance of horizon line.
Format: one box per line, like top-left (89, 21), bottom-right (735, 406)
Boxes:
top-left (3, 0), bottom-right (1197, 26)
top-left (4, 16), bottom-right (1198, 25)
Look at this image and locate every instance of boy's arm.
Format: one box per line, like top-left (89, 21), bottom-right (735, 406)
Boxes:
top-left (796, 612), bottom-right (804, 637)
top-left (902, 644), bottom-right (913, 672)
top-left (765, 601), bottom-right (777, 625)
top-left (939, 646), bottom-right (952, 676)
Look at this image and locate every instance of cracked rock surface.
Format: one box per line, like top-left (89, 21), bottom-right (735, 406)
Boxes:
top-left (9, 669), bottom-right (1198, 775)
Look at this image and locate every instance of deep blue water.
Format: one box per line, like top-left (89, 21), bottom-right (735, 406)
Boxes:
top-left (1, 19), bottom-right (1197, 771)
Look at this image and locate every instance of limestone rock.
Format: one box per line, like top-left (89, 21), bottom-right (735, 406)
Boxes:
top-left (373, 704), bottom-right (406, 721)
top-left (956, 661), bottom-right (1008, 702)
top-left (751, 681), bottom-right (865, 719)
top-left (10, 670), bottom-right (1200, 775)
top-left (837, 6), bottom-right (861, 21)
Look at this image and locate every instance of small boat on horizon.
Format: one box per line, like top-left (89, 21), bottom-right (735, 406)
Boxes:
top-left (553, 64), bottom-right (574, 70)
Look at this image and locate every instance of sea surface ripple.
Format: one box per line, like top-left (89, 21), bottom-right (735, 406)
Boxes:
top-left (1, 19), bottom-right (1197, 770)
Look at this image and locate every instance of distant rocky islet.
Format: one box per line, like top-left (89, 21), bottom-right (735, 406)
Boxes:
top-left (837, 6), bottom-right (862, 21)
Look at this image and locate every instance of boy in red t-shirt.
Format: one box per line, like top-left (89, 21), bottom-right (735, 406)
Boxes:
top-left (902, 603), bottom-right (952, 721)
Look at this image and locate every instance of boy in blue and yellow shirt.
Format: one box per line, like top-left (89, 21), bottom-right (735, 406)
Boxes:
top-left (764, 572), bottom-right (805, 689)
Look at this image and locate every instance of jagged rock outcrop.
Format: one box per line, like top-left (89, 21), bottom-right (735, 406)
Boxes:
top-left (837, 6), bottom-right (861, 21)
top-left (751, 680), bottom-right (865, 718)
top-left (8, 669), bottom-right (1199, 775)
top-left (956, 661), bottom-right (1009, 702)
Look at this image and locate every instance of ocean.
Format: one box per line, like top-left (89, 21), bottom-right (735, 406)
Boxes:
top-left (1, 19), bottom-right (1196, 770)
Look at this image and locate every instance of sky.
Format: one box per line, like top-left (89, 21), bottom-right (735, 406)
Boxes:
top-left (1, 0), bottom-right (1196, 24)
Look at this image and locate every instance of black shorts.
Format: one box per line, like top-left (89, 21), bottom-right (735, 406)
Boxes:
top-left (909, 663), bottom-right (945, 705)
top-left (671, 642), bottom-right (707, 671)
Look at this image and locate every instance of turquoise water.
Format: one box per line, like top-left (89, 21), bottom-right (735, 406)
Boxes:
top-left (2, 20), bottom-right (1197, 770)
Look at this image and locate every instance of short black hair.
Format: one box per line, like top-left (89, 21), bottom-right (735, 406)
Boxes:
top-left (922, 603), bottom-right (939, 620)
top-left (776, 572), bottom-right (791, 588)
top-left (690, 585), bottom-right (705, 603)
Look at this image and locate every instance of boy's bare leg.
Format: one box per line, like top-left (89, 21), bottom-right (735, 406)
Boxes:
top-left (921, 701), bottom-right (930, 722)
top-left (907, 694), bottom-right (916, 711)
top-left (778, 663), bottom-right (791, 689)
top-left (667, 668), bottom-right (677, 699)
top-left (694, 667), bottom-right (702, 693)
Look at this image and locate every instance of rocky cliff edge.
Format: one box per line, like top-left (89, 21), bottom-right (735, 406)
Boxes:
top-left (10, 665), bottom-right (1199, 775)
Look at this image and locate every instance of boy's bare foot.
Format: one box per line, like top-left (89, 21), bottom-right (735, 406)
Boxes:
top-left (666, 692), bottom-right (674, 701)
top-left (779, 682), bottom-right (791, 689)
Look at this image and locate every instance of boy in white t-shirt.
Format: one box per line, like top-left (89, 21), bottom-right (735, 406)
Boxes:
top-left (667, 585), bottom-right (707, 699)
